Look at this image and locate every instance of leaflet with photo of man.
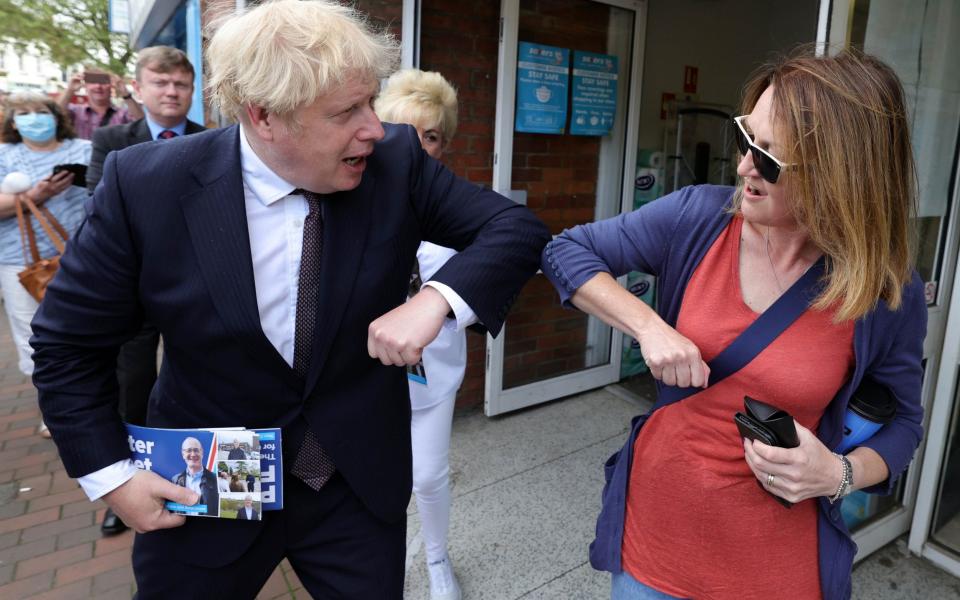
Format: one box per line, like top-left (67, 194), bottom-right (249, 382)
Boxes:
top-left (125, 425), bottom-right (262, 518)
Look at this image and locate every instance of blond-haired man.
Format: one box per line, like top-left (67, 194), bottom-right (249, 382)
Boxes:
top-left (32, 1), bottom-right (550, 597)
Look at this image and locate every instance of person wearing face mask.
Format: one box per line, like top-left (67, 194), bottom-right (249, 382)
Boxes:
top-left (542, 47), bottom-right (926, 600)
top-left (0, 92), bottom-right (90, 437)
top-left (375, 69), bottom-right (463, 600)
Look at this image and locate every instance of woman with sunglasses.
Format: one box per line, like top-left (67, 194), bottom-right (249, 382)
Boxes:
top-left (542, 47), bottom-right (925, 600)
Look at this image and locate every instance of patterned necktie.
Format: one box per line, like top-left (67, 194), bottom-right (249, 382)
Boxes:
top-left (289, 189), bottom-right (336, 491)
top-left (158, 130), bottom-right (177, 140)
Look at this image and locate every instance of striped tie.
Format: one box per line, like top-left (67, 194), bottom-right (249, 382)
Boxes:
top-left (158, 130), bottom-right (177, 140)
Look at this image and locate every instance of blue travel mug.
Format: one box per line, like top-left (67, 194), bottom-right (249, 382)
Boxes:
top-left (837, 378), bottom-right (896, 454)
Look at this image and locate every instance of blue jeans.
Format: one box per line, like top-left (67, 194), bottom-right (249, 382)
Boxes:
top-left (611, 571), bottom-right (684, 599)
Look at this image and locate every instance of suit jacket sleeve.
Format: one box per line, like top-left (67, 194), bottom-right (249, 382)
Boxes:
top-left (31, 149), bottom-right (146, 477)
top-left (87, 127), bottom-right (112, 195)
top-left (399, 126), bottom-right (550, 335)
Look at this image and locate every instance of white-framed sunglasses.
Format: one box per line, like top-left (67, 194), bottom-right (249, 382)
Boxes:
top-left (733, 115), bottom-right (794, 184)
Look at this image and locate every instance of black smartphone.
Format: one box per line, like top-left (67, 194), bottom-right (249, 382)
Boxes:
top-left (84, 72), bottom-right (111, 85)
top-left (734, 412), bottom-right (794, 508)
top-left (734, 412), bottom-right (779, 446)
top-left (52, 163), bottom-right (87, 188)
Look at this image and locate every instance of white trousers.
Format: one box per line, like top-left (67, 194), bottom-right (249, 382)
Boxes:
top-left (0, 263), bottom-right (40, 376)
top-left (410, 392), bottom-right (457, 563)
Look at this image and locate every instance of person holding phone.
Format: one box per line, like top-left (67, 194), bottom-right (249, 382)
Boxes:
top-left (0, 91), bottom-right (90, 436)
top-left (58, 66), bottom-right (143, 140)
top-left (541, 47), bottom-right (926, 600)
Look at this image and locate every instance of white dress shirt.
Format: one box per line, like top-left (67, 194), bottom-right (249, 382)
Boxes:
top-left (408, 242), bottom-right (468, 411)
top-left (177, 469), bottom-right (205, 495)
top-left (77, 124), bottom-right (477, 500)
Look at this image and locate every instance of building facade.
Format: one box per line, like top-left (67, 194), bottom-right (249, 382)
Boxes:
top-left (0, 44), bottom-right (67, 95)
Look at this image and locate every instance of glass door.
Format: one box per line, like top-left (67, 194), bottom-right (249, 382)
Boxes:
top-left (902, 0), bottom-right (960, 574)
top-left (822, 0), bottom-right (960, 561)
top-left (485, 0), bottom-right (646, 415)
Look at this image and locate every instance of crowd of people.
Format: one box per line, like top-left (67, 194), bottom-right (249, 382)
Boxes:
top-left (0, 0), bottom-right (927, 599)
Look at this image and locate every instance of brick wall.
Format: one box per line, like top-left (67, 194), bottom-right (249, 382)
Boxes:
top-left (352, 0), bottom-right (617, 408)
top-left (417, 0), bottom-right (499, 407)
top-left (352, 0), bottom-right (403, 38)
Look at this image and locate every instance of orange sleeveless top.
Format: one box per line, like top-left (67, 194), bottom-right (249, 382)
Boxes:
top-left (621, 216), bottom-right (854, 600)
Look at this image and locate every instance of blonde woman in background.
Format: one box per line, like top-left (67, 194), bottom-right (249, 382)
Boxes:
top-left (376, 68), bottom-right (463, 600)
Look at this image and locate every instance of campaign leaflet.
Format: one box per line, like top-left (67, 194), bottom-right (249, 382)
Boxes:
top-left (125, 424), bottom-right (282, 519)
top-left (252, 428), bottom-right (283, 511)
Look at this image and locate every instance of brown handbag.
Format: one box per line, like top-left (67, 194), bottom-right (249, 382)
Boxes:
top-left (14, 193), bottom-right (69, 302)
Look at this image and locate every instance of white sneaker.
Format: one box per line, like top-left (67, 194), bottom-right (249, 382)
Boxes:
top-left (427, 556), bottom-right (461, 600)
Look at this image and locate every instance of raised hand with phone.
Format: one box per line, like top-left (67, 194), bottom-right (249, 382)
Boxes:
top-left (57, 66), bottom-right (143, 140)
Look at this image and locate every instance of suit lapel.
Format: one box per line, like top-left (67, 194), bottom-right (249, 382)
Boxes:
top-left (185, 120), bottom-right (206, 135)
top-left (303, 174), bottom-right (375, 397)
top-left (180, 126), bottom-right (299, 390)
top-left (129, 119), bottom-right (151, 145)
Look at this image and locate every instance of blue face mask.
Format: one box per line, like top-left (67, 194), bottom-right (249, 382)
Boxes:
top-left (13, 112), bottom-right (57, 143)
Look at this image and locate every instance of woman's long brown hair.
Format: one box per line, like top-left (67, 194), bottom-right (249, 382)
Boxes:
top-left (735, 46), bottom-right (916, 321)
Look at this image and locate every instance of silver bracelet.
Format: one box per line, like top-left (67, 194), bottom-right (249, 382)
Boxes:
top-left (829, 452), bottom-right (851, 504)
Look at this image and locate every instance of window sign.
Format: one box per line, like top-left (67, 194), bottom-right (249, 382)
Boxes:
top-left (515, 42), bottom-right (569, 134)
top-left (570, 50), bottom-right (618, 136)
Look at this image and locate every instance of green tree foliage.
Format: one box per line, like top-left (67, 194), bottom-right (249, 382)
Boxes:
top-left (0, 0), bottom-right (134, 75)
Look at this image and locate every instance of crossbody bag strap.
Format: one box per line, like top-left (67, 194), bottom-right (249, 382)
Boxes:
top-left (20, 195), bottom-right (68, 255)
top-left (654, 256), bottom-right (827, 407)
top-left (14, 195), bottom-right (42, 264)
top-left (37, 204), bottom-right (70, 242)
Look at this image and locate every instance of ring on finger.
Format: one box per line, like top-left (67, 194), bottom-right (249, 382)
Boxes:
top-left (766, 473), bottom-right (775, 487)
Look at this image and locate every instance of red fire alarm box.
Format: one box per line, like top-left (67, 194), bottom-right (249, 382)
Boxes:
top-left (683, 65), bottom-right (698, 94)
top-left (660, 92), bottom-right (676, 120)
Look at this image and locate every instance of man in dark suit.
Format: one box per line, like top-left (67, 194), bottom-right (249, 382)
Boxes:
top-left (31, 2), bottom-right (549, 598)
top-left (170, 437), bottom-right (219, 517)
top-left (87, 46), bottom-right (204, 193)
top-left (87, 46), bottom-right (205, 536)
top-left (235, 496), bottom-right (259, 521)
top-left (227, 440), bottom-right (247, 460)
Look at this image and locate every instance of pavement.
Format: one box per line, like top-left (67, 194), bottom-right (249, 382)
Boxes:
top-left (1, 306), bottom-right (959, 599)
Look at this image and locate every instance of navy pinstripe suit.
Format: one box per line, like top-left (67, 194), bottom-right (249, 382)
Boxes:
top-left (31, 123), bottom-right (549, 597)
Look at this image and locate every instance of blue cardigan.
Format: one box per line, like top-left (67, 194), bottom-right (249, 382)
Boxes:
top-left (541, 185), bottom-right (927, 600)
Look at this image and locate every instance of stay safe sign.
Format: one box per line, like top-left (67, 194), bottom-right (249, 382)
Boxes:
top-left (515, 42), bottom-right (569, 134)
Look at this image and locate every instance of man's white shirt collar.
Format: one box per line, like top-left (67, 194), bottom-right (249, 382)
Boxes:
top-left (239, 123), bottom-right (297, 206)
